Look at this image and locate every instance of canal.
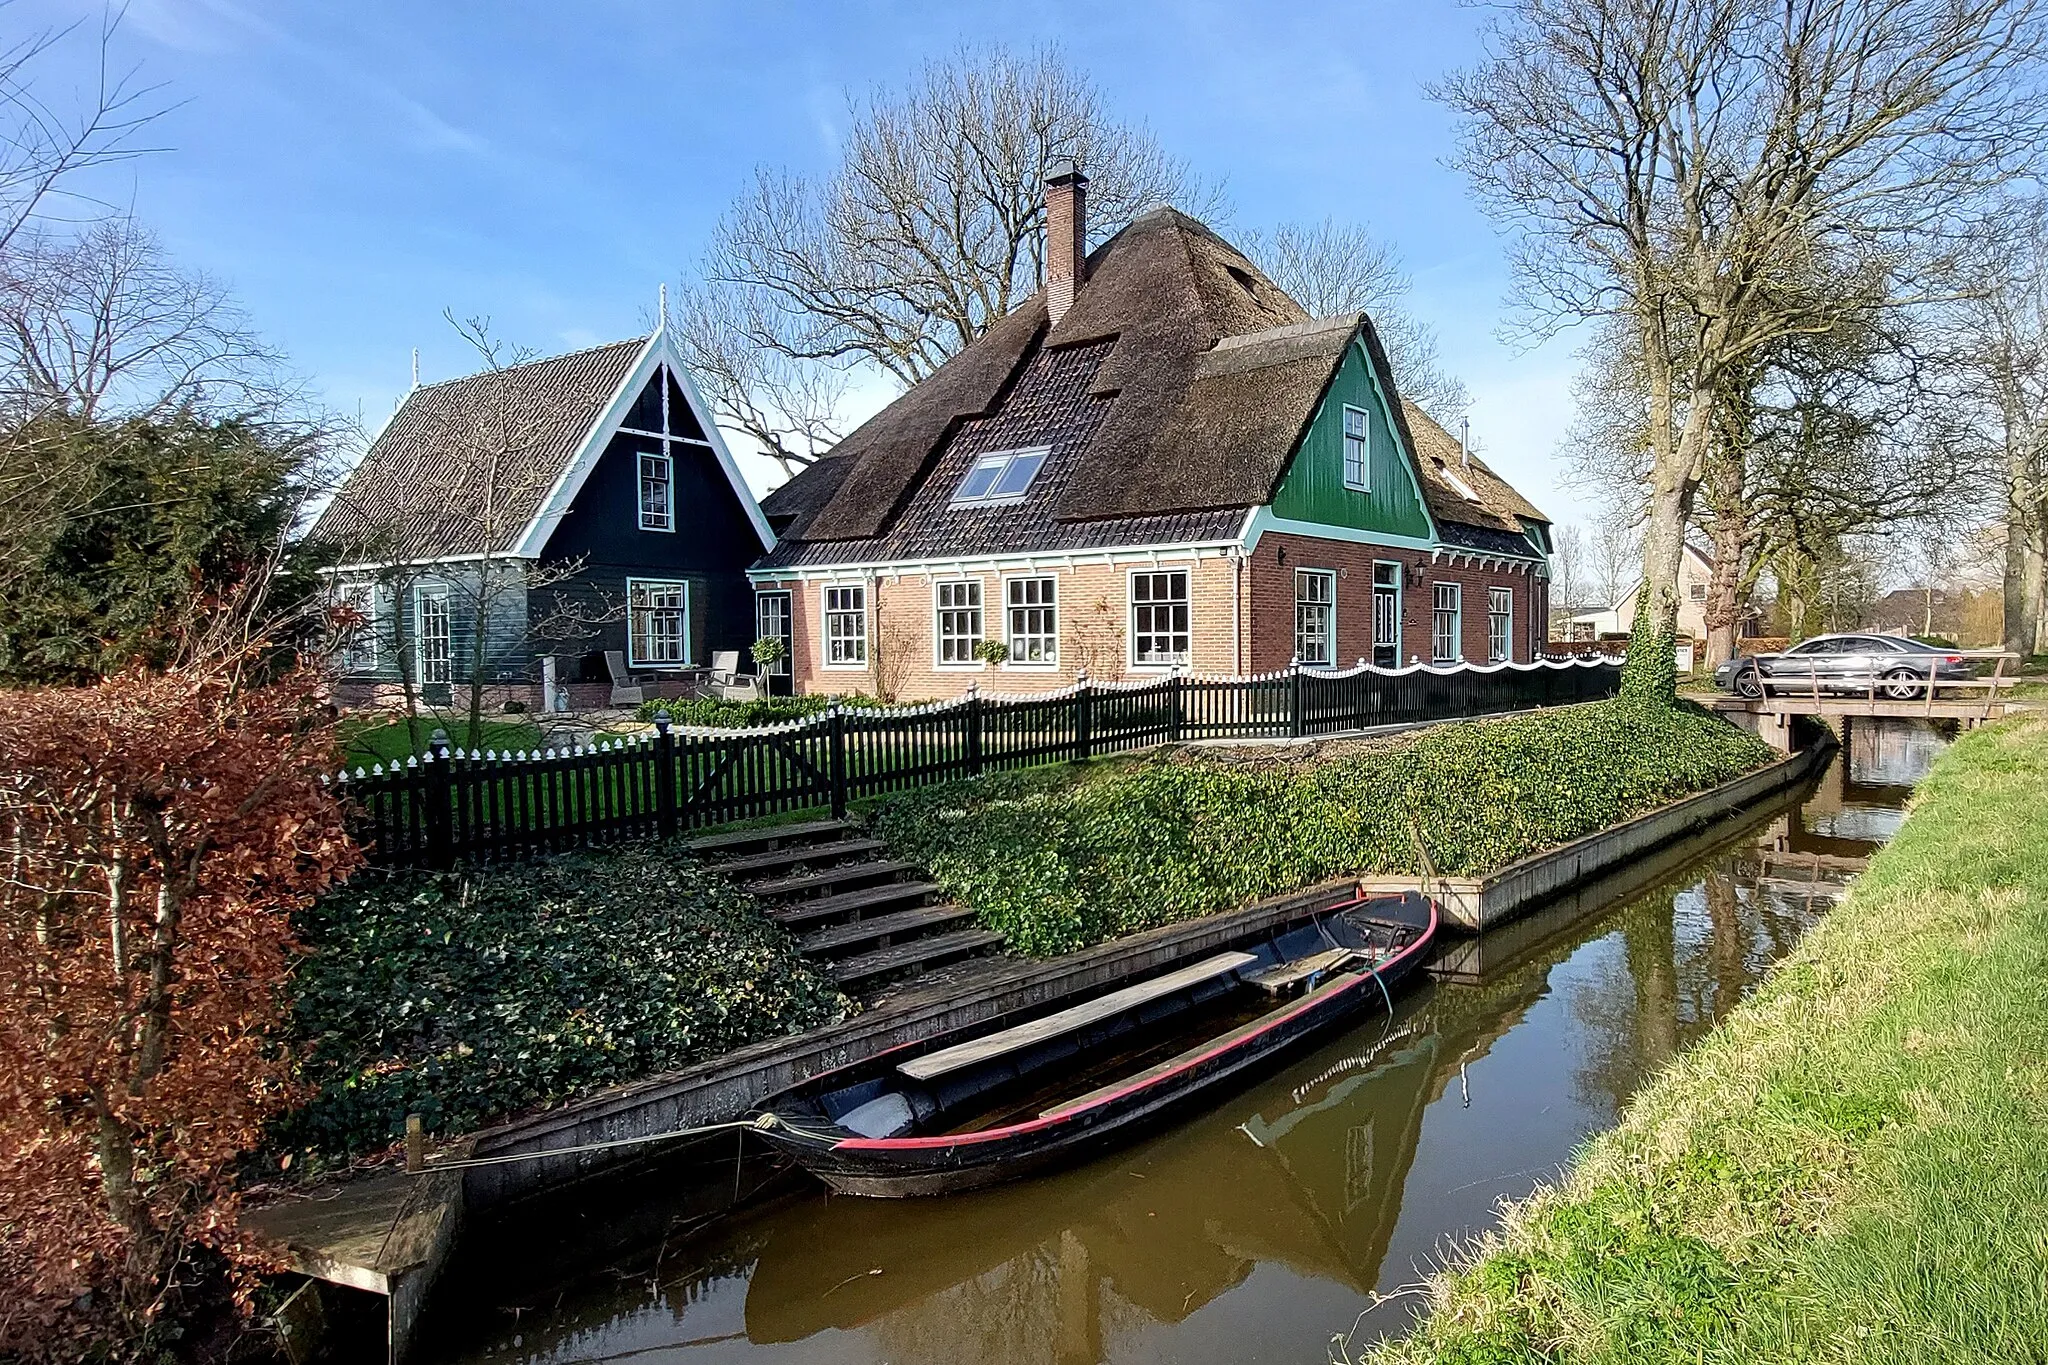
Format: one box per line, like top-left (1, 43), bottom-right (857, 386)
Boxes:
top-left (416, 719), bottom-right (1944, 1365)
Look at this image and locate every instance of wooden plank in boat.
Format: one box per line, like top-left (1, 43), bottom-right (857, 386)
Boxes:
top-left (1041, 973), bottom-right (1360, 1118)
top-left (1244, 947), bottom-right (1357, 994)
top-left (897, 951), bottom-right (1258, 1083)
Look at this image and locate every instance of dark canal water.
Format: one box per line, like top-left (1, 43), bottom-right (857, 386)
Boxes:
top-left (419, 719), bottom-right (1945, 1365)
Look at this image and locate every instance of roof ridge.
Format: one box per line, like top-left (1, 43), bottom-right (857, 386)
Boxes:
top-left (409, 332), bottom-right (650, 395)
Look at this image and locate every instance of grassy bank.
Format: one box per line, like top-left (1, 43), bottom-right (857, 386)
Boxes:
top-left (877, 700), bottom-right (1775, 956)
top-left (277, 846), bottom-right (848, 1161)
top-left (1361, 714), bottom-right (2048, 1365)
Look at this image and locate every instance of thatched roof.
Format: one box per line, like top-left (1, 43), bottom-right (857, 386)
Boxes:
top-left (759, 207), bottom-right (1548, 565)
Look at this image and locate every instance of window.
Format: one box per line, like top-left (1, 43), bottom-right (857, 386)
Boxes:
top-left (1689, 582), bottom-right (1707, 602)
top-left (824, 585), bottom-right (867, 666)
top-left (1438, 462), bottom-right (1480, 502)
top-left (951, 446), bottom-right (1050, 505)
top-left (336, 581), bottom-right (379, 672)
top-left (638, 451), bottom-right (673, 531)
top-left (1432, 583), bottom-right (1462, 662)
top-left (1006, 576), bottom-right (1058, 664)
top-left (755, 591), bottom-right (792, 676)
top-left (1488, 587), bottom-right (1513, 662)
top-left (1295, 570), bottom-right (1335, 665)
top-left (1342, 406), bottom-right (1371, 492)
top-left (628, 579), bottom-right (689, 666)
top-left (935, 580), bottom-right (984, 665)
top-left (1130, 569), bottom-right (1191, 667)
top-left (416, 587), bottom-right (451, 686)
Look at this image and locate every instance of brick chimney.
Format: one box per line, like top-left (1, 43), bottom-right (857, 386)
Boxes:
top-left (1045, 159), bottom-right (1088, 324)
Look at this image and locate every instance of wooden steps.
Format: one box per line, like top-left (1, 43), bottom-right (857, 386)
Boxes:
top-left (799, 904), bottom-right (980, 957)
top-left (693, 815), bottom-right (1004, 996)
top-left (748, 860), bottom-right (918, 898)
top-left (829, 929), bottom-right (1006, 988)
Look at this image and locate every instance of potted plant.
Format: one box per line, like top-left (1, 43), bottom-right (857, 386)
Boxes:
top-left (973, 638), bottom-right (1010, 666)
top-left (751, 635), bottom-right (789, 696)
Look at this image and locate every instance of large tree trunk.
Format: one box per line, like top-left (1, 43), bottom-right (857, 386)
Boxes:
top-left (2006, 445), bottom-right (2047, 658)
top-left (1701, 454), bottom-right (1750, 670)
top-left (1622, 396), bottom-right (1709, 704)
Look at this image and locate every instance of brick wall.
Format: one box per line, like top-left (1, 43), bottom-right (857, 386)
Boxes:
top-left (763, 555), bottom-right (1243, 701)
top-left (1244, 534), bottom-right (1548, 671)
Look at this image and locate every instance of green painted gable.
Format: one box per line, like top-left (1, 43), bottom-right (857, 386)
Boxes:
top-left (1267, 338), bottom-right (1434, 540)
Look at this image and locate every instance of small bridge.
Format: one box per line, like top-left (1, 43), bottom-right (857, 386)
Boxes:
top-left (1705, 650), bottom-right (2027, 750)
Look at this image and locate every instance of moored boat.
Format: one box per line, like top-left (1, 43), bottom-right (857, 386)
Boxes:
top-left (752, 889), bottom-right (1439, 1196)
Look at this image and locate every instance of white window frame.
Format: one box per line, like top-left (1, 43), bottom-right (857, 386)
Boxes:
top-left (1341, 405), bottom-right (1371, 492)
top-left (1003, 574), bottom-right (1059, 668)
top-left (1294, 568), bottom-right (1336, 666)
top-left (1488, 586), bottom-right (1513, 663)
top-left (822, 583), bottom-right (868, 669)
top-left (1128, 567), bottom-right (1192, 671)
top-left (949, 445), bottom-right (1052, 507)
top-left (337, 580), bottom-right (380, 673)
top-left (627, 577), bottom-right (691, 668)
top-left (754, 589), bottom-right (792, 677)
top-left (1432, 583), bottom-right (1462, 663)
top-left (933, 578), bottom-right (985, 668)
top-left (415, 584), bottom-right (451, 687)
top-left (638, 450), bottom-right (674, 532)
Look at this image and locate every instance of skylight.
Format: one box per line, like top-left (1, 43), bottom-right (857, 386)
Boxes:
top-left (1439, 462), bottom-right (1481, 502)
top-left (951, 447), bottom-right (1050, 506)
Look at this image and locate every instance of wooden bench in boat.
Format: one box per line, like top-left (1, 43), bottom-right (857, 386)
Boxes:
top-left (1040, 971), bottom-right (1360, 1118)
top-left (1243, 947), bottom-right (1357, 994)
top-left (897, 951), bottom-right (1258, 1083)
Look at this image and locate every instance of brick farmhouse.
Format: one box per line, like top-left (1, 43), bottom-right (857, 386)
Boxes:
top-left (749, 167), bottom-right (1557, 700)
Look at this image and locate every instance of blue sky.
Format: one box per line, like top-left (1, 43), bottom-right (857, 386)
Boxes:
top-left (20, 0), bottom-right (1587, 514)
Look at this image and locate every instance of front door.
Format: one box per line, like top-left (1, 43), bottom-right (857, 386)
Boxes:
top-left (1372, 563), bottom-right (1401, 668)
top-left (755, 590), bottom-right (793, 695)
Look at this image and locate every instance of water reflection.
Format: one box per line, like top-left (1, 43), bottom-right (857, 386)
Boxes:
top-left (423, 721), bottom-right (1938, 1365)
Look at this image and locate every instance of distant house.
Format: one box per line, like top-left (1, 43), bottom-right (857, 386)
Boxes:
top-left (1560, 543), bottom-right (1760, 642)
top-left (749, 166), bottom-right (1556, 699)
top-left (311, 326), bottom-right (773, 709)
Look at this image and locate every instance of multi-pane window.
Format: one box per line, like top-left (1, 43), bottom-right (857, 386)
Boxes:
top-left (1295, 569), bottom-right (1335, 665)
top-left (1130, 569), bottom-right (1191, 667)
top-left (755, 591), bottom-right (792, 676)
top-left (628, 579), bottom-right (689, 666)
top-left (935, 580), bottom-right (984, 664)
top-left (416, 588), bottom-right (451, 686)
top-left (1342, 406), bottom-right (1371, 492)
top-left (1432, 583), bottom-right (1462, 663)
top-left (951, 447), bottom-right (1050, 505)
top-left (824, 585), bottom-right (867, 666)
top-left (1488, 587), bottom-right (1513, 662)
top-left (1006, 576), bottom-right (1058, 664)
top-left (638, 452), bottom-right (673, 531)
top-left (1689, 581), bottom-right (1708, 602)
top-left (337, 581), bottom-right (379, 672)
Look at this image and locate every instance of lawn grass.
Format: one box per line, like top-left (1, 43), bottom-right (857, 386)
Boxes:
top-left (337, 715), bottom-right (545, 768)
top-left (1359, 713), bottom-right (2048, 1365)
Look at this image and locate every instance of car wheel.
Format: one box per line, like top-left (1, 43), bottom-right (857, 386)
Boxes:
top-left (1881, 667), bottom-right (1922, 701)
top-left (1735, 666), bottom-right (1765, 699)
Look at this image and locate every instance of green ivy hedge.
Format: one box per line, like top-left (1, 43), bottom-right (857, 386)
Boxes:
top-left (631, 692), bottom-right (888, 728)
top-left (875, 701), bottom-right (1777, 957)
top-left (280, 847), bottom-right (847, 1159)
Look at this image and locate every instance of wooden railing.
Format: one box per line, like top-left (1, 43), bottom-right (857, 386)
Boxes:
top-left (1734, 649), bottom-right (2021, 717)
top-left (333, 657), bottom-right (1625, 869)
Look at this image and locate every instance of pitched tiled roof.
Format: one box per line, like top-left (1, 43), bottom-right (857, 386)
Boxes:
top-left (309, 336), bottom-right (647, 561)
top-left (759, 207), bottom-right (1550, 567)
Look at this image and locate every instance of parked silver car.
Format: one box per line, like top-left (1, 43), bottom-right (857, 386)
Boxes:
top-left (1712, 633), bottom-right (1974, 699)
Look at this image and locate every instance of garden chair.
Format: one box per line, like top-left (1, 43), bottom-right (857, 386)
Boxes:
top-left (605, 650), bottom-right (652, 707)
top-left (706, 650), bottom-right (762, 702)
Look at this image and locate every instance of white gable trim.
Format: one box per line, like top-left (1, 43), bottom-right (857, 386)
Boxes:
top-left (511, 329), bottom-right (775, 558)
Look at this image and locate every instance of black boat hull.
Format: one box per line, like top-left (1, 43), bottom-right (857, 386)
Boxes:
top-left (757, 898), bottom-right (1437, 1197)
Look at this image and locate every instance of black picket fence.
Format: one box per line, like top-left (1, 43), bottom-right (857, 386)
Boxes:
top-left (334, 658), bottom-right (1623, 868)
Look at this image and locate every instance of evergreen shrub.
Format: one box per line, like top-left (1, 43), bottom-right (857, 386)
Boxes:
top-left (876, 701), bottom-right (1775, 956)
top-left (282, 846), bottom-right (847, 1158)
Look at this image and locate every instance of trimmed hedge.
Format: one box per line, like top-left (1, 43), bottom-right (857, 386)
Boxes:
top-left (280, 847), bottom-right (847, 1158)
top-left (631, 692), bottom-right (887, 728)
top-left (876, 700), bottom-right (1776, 957)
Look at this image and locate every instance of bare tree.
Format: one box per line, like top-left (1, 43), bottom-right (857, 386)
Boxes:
top-left (1435, 0), bottom-right (2048, 701)
top-left (1240, 217), bottom-right (1471, 419)
top-left (1590, 509), bottom-right (1639, 613)
top-left (680, 44), bottom-right (1219, 476)
top-left (1548, 521), bottom-right (1589, 618)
